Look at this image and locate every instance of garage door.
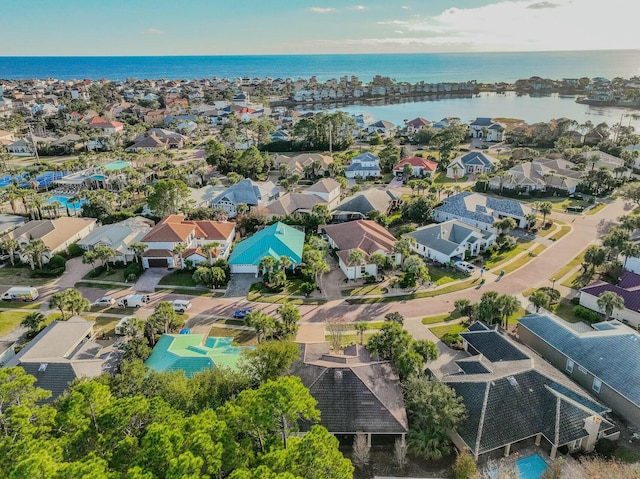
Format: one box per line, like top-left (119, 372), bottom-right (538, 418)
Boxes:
top-left (147, 258), bottom-right (169, 267)
top-left (230, 264), bottom-right (258, 274)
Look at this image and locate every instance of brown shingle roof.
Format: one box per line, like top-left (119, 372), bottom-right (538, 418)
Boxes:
top-left (322, 220), bottom-right (396, 261)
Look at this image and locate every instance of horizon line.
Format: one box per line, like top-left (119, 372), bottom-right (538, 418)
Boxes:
top-left (1, 48), bottom-right (639, 58)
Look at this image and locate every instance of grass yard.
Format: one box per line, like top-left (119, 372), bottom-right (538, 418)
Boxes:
top-left (341, 284), bottom-right (388, 296)
top-left (91, 315), bottom-right (123, 337)
top-left (586, 203), bottom-right (608, 215)
top-left (495, 244), bottom-right (546, 275)
top-left (215, 318), bottom-right (246, 326)
top-left (207, 326), bottom-right (257, 346)
top-left (347, 277), bottom-right (481, 304)
top-left (422, 311), bottom-right (462, 325)
top-left (506, 306), bottom-right (527, 325)
top-left (433, 172), bottom-right (467, 184)
top-left (552, 247), bottom-right (589, 284)
top-left (0, 301), bottom-right (41, 310)
top-left (428, 264), bottom-right (468, 285)
top-left (551, 298), bottom-right (583, 323)
top-left (248, 279), bottom-right (325, 305)
top-left (0, 267), bottom-right (50, 286)
top-left (155, 288), bottom-right (224, 297)
top-left (562, 270), bottom-right (595, 289)
top-left (430, 323), bottom-right (467, 339)
top-left (83, 268), bottom-right (126, 283)
top-left (75, 281), bottom-right (124, 290)
top-left (158, 270), bottom-right (198, 287)
top-left (0, 310), bottom-right (32, 336)
top-left (549, 225), bottom-right (572, 241)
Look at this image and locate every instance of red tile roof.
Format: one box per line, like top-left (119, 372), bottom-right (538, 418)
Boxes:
top-left (393, 157), bottom-right (438, 172)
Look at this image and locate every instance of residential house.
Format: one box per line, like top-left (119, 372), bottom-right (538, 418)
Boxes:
top-left (210, 179), bottom-right (280, 217)
top-left (273, 153), bottom-right (333, 177)
top-left (87, 115), bottom-right (124, 136)
top-left (345, 152), bottom-right (381, 179)
top-left (519, 313), bottom-right (640, 428)
top-left (404, 220), bottom-right (495, 264)
top-left (321, 220), bottom-right (400, 280)
top-left (77, 217), bottom-right (153, 264)
top-left (303, 178), bottom-right (341, 209)
top-left (260, 193), bottom-right (326, 220)
top-left (489, 158), bottom-right (582, 194)
top-left (332, 189), bottom-right (399, 222)
top-left (577, 150), bottom-right (631, 178)
top-left (228, 222), bottom-right (304, 274)
top-left (404, 117), bottom-right (431, 135)
top-left (5, 316), bottom-right (120, 401)
top-left (291, 343), bottom-right (408, 443)
top-left (579, 271), bottom-right (640, 326)
top-left (124, 134), bottom-right (167, 153)
top-left (446, 151), bottom-right (498, 179)
top-left (140, 215), bottom-right (236, 269)
top-left (145, 334), bottom-right (248, 377)
top-left (6, 138), bottom-right (35, 156)
top-left (393, 156), bottom-right (438, 178)
top-left (469, 117), bottom-right (506, 142)
top-left (434, 192), bottom-right (532, 232)
top-left (366, 120), bottom-right (396, 139)
top-left (8, 217), bottom-right (96, 265)
top-left (0, 129), bottom-right (15, 147)
top-left (439, 322), bottom-right (614, 460)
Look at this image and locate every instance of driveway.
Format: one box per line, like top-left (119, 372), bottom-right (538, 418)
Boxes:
top-left (54, 256), bottom-right (94, 289)
top-left (224, 273), bottom-right (256, 298)
top-left (134, 268), bottom-right (169, 293)
top-left (387, 176), bottom-right (404, 189)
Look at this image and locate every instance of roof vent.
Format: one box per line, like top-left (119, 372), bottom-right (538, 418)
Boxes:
top-left (334, 370), bottom-right (343, 380)
top-left (38, 363), bottom-right (48, 372)
top-left (507, 376), bottom-right (518, 387)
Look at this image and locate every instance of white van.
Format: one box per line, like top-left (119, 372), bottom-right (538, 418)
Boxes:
top-left (1, 287), bottom-right (39, 302)
top-left (172, 299), bottom-right (192, 313)
top-left (117, 294), bottom-right (150, 309)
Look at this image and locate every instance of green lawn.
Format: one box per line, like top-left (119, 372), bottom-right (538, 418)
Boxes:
top-left (495, 244), bottom-right (546, 275)
top-left (324, 332), bottom-right (376, 347)
top-left (549, 225), bottom-right (572, 241)
top-left (551, 298), bottom-right (583, 323)
top-left (347, 277), bottom-right (481, 304)
top-left (83, 268), bottom-right (126, 283)
top-left (75, 281), bottom-right (124, 290)
top-left (155, 288), bottom-right (223, 297)
top-left (422, 311), bottom-right (462, 325)
top-left (248, 279), bottom-right (324, 305)
top-left (0, 301), bottom-right (41, 310)
top-left (158, 270), bottom-right (198, 287)
top-left (506, 306), bottom-right (527, 325)
top-left (341, 284), bottom-right (388, 297)
top-left (484, 241), bottom-right (533, 269)
top-left (586, 203), bottom-right (607, 215)
top-left (433, 172), bottom-right (468, 184)
top-left (208, 326), bottom-right (257, 346)
top-left (0, 267), bottom-right (50, 286)
top-left (552, 247), bottom-right (589, 284)
top-left (428, 264), bottom-right (468, 285)
top-left (0, 310), bottom-right (32, 336)
top-left (562, 270), bottom-right (595, 289)
top-left (91, 315), bottom-right (123, 337)
top-left (430, 323), bottom-right (467, 339)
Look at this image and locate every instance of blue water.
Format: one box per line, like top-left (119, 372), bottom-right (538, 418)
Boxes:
top-left (516, 455), bottom-right (548, 479)
top-left (48, 196), bottom-right (86, 211)
top-left (1, 50), bottom-right (639, 82)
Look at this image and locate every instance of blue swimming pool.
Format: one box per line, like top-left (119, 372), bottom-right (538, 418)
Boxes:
top-left (48, 196), bottom-right (86, 211)
top-left (516, 454), bottom-right (548, 479)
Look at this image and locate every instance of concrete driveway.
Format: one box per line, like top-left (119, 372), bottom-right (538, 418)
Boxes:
top-left (224, 273), bottom-right (256, 298)
top-left (134, 268), bottom-right (169, 293)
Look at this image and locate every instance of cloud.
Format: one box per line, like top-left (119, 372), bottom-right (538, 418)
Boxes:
top-left (145, 28), bottom-right (165, 35)
top-left (309, 7), bottom-right (337, 13)
top-left (394, 30), bottom-right (405, 34)
top-left (401, 5), bottom-right (410, 9)
top-left (377, 20), bottom-right (409, 25)
top-left (527, 1), bottom-right (559, 8)
top-left (348, 5), bottom-right (367, 10)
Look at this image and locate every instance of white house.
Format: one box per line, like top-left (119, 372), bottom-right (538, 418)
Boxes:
top-left (6, 139), bottom-right (35, 156)
top-left (77, 217), bottom-right (153, 264)
top-left (321, 220), bottom-right (400, 280)
top-left (446, 151), bottom-right (498, 179)
top-left (404, 220), bottom-right (495, 264)
top-left (303, 178), bottom-right (342, 209)
top-left (210, 179), bottom-right (280, 217)
top-left (469, 118), bottom-right (506, 142)
top-left (345, 152), bottom-right (381, 179)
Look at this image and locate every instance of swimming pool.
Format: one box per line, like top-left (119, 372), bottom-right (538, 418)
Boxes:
top-left (48, 196), bottom-right (87, 211)
top-left (516, 454), bottom-right (548, 479)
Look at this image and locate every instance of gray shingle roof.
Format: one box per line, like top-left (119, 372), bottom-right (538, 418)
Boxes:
top-left (519, 313), bottom-right (640, 408)
top-left (211, 179), bottom-right (278, 207)
top-left (459, 152), bottom-right (497, 168)
top-left (405, 220), bottom-right (490, 256)
top-left (461, 330), bottom-right (530, 362)
top-left (333, 189), bottom-right (396, 215)
top-left (21, 362), bottom-right (76, 403)
top-left (435, 192), bottom-right (530, 225)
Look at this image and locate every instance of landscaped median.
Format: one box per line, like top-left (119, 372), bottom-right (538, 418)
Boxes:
top-left (346, 277), bottom-right (482, 304)
top-left (247, 280), bottom-right (326, 305)
top-left (492, 243), bottom-right (547, 275)
top-left (341, 284), bottom-right (388, 297)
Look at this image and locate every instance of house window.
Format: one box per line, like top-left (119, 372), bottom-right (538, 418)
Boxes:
top-left (360, 266), bottom-right (366, 274)
top-left (566, 359), bottom-right (574, 373)
top-left (592, 378), bottom-right (602, 393)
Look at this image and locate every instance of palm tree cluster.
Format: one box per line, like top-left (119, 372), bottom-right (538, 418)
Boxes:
top-left (456, 291), bottom-right (521, 329)
top-left (243, 303), bottom-right (302, 343)
top-left (258, 255), bottom-right (292, 290)
top-left (48, 288), bottom-right (90, 320)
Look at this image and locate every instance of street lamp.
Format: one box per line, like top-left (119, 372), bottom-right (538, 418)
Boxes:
top-left (551, 277), bottom-right (556, 290)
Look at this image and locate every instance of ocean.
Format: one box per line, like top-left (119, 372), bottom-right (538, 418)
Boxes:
top-left (1, 50), bottom-right (639, 83)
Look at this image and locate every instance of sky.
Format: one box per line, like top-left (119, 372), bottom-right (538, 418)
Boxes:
top-left (2, 0), bottom-right (639, 56)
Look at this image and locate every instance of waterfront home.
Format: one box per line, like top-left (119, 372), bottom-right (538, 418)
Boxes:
top-left (576, 150), bottom-right (631, 178)
top-left (440, 322), bottom-right (614, 460)
top-left (140, 215), bottom-right (236, 269)
top-left (210, 179), bottom-right (280, 217)
top-left (489, 158), bottom-right (582, 194)
top-left (579, 271), bottom-right (640, 326)
top-left (366, 120), bottom-right (396, 139)
top-left (403, 220), bottom-right (495, 264)
top-left (8, 217), bottom-right (96, 265)
top-left (518, 313), bottom-right (640, 428)
top-left (77, 216), bottom-right (153, 264)
top-left (273, 153), bottom-right (333, 177)
top-left (393, 156), bottom-right (437, 178)
top-left (468, 117), bottom-right (506, 142)
top-left (345, 152), bottom-right (381, 179)
top-left (321, 220), bottom-right (399, 280)
top-left (5, 316), bottom-right (119, 401)
top-left (446, 151), bottom-right (498, 179)
top-left (332, 189), bottom-right (399, 222)
top-left (291, 343), bottom-right (408, 444)
top-left (404, 117), bottom-right (431, 135)
top-left (433, 192), bottom-right (532, 232)
top-left (228, 222), bottom-right (304, 274)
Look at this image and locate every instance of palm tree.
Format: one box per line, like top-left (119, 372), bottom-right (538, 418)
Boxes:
top-left (621, 242), bottom-right (640, 269)
top-left (201, 242), bottom-right (220, 265)
top-left (0, 237), bottom-right (19, 266)
top-left (21, 312), bottom-right (46, 332)
top-left (172, 244), bottom-right (186, 269)
top-left (529, 290), bottom-right (551, 312)
top-left (259, 256), bottom-right (277, 275)
top-left (23, 239), bottom-right (48, 270)
top-left (347, 249), bottom-right (365, 273)
top-left (534, 201), bottom-right (553, 224)
top-left (597, 291), bottom-right (625, 321)
top-left (525, 213), bottom-right (538, 231)
top-left (236, 203), bottom-right (250, 215)
top-left (583, 245), bottom-right (606, 274)
top-left (94, 245), bottom-right (116, 272)
top-left (355, 322), bottom-right (368, 345)
top-left (130, 242), bottom-right (148, 264)
top-left (497, 294), bottom-right (520, 329)
top-left (279, 255), bottom-right (292, 271)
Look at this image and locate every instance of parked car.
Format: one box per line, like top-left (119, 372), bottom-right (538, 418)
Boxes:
top-left (233, 309), bottom-right (252, 319)
top-left (172, 299), bottom-right (192, 313)
top-left (94, 296), bottom-right (115, 306)
top-left (454, 260), bottom-right (476, 273)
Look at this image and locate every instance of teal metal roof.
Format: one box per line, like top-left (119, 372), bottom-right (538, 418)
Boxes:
top-left (229, 222), bottom-right (304, 266)
top-left (145, 334), bottom-right (249, 377)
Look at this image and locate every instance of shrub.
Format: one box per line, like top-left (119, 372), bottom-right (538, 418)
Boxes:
top-left (573, 305), bottom-right (602, 323)
top-left (47, 254), bottom-right (66, 269)
top-left (67, 243), bottom-right (83, 258)
top-left (398, 272), bottom-right (416, 288)
top-left (394, 224), bottom-right (416, 238)
top-left (452, 451), bottom-right (478, 479)
top-left (441, 332), bottom-right (462, 347)
top-left (124, 262), bottom-right (144, 280)
top-left (496, 234), bottom-right (517, 251)
top-left (594, 438), bottom-right (616, 458)
top-left (538, 287), bottom-right (561, 304)
top-left (570, 296), bottom-right (581, 305)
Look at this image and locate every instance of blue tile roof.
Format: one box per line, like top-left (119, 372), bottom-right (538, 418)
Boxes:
top-left (519, 314), bottom-right (640, 407)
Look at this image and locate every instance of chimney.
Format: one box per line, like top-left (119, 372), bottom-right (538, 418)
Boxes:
top-left (583, 416), bottom-right (602, 451)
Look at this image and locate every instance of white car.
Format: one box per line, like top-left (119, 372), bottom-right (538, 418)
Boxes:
top-left (94, 296), bottom-right (115, 306)
top-left (172, 299), bottom-right (192, 313)
top-left (454, 261), bottom-right (477, 273)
